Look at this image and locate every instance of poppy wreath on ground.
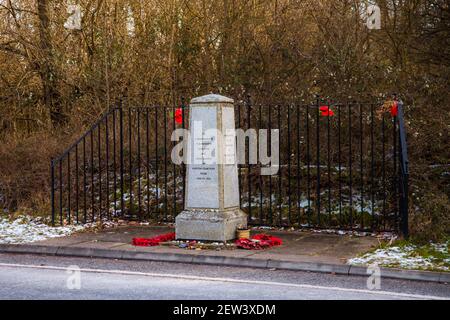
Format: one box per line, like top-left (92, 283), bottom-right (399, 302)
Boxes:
top-left (235, 238), bottom-right (269, 250)
top-left (252, 234), bottom-right (283, 246)
top-left (132, 232), bottom-right (282, 249)
top-left (132, 232), bottom-right (176, 247)
top-left (235, 233), bottom-right (283, 250)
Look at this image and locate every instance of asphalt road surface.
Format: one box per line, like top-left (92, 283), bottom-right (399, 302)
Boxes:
top-left (0, 253), bottom-right (448, 300)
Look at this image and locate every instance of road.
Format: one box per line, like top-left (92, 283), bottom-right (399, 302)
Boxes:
top-left (0, 253), bottom-right (448, 300)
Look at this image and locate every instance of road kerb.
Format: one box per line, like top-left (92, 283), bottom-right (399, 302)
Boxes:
top-left (0, 244), bottom-right (446, 284)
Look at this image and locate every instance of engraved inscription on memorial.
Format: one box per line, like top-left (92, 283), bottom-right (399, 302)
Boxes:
top-left (187, 106), bottom-right (219, 209)
top-left (194, 134), bottom-right (216, 165)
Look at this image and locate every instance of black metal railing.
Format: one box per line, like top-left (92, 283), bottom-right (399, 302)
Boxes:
top-left (51, 96), bottom-right (409, 234)
top-left (236, 98), bottom-right (404, 232)
top-left (50, 100), bottom-right (189, 225)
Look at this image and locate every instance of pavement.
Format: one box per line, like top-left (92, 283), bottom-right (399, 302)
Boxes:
top-left (0, 254), bottom-right (448, 299)
top-left (0, 225), bottom-right (449, 284)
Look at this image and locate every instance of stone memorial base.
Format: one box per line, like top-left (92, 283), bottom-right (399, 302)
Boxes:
top-left (175, 209), bottom-right (247, 241)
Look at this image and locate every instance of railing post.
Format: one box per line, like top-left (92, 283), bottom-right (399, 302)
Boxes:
top-left (401, 174), bottom-right (409, 238)
top-left (315, 95), bottom-right (321, 226)
top-left (246, 93), bottom-right (252, 222)
top-left (119, 104), bottom-right (125, 216)
top-left (181, 97), bottom-right (186, 210)
top-left (50, 159), bottom-right (55, 226)
top-left (397, 99), bottom-right (409, 238)
top-left (59, 158), bottom-right (63, 225)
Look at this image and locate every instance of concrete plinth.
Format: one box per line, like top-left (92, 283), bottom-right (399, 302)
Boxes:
top-left (176, 209), bottom-right (247, 241)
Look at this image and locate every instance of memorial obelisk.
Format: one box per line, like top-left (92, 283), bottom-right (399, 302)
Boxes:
top-left (175, 94), bottom-right (247, 241)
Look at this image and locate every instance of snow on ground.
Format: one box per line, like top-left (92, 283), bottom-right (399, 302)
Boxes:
top-left (0, 216), bottom-right (86, 244)
top-left (347, 241), bottom-right (450, 272)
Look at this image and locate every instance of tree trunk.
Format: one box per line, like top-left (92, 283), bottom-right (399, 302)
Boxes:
top-left (37, 0), bottom-right (65, 127)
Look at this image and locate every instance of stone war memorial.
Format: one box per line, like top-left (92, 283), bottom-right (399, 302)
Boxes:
top-left (175, 94), bottom-right (247, 241)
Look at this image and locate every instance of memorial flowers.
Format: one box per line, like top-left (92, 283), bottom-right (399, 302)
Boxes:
top-left (320, 106), bottom-right (334, 116)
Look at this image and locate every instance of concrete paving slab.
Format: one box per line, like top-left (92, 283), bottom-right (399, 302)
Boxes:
top-left (267, 259), bottom-right (351, 275)
top-left (55, 246), bottom-right (123, 259)
top-left (20, 226), bottom-right (379, 266)
top-left (137, 246), bottom-right (204, 256)
top-left (248, 252), bottom-right (343, 264)
top-left (0, 244), bottom-right (59, 255)
top-left (439, 272), bottom-right (450, 284)
top-left (349, 264), bottom-right (445, 283)
top-left (120, 250), bottom-right (195, 263)
top-left (191, 249), bottom-right (257, 258)
top-left (379, 267), bottom-right (446, 282)
top-left (30, 235), bottom-right (97, 246)
top-left (108, 244), bottom-right (202, 256)
top-left (94, 226), bottom-right (174, 242)
top-left (191, 255), bottom-right (268, 268)
top-left (317, 236), bottom-right (378, 260)
top-left (66, 241), bottom-right (128, 250)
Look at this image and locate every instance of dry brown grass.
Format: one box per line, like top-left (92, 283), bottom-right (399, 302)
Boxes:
top-left (0, 121), bottom-right (86, 217)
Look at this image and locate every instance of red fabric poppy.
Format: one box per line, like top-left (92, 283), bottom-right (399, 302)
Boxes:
top-left (251, 233), bottom-right (283, 246)
top-left (235, 233), bottom-right (283, 250)
top-left (390, 101), bottom-right (398, 117)
top-left (132, 232), bottom-right (176, 247)
top-left (235, 238), bottom-right (269, 250)
top-left (174, 108), bottom-right (183, 124)
top-left (319, 106), bottom-right (334, 117)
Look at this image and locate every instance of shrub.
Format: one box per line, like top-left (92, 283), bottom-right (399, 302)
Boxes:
top-left (409, 180), bottom-right (450, 243)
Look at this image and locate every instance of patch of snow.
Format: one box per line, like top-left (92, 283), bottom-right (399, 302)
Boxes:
top-left (0, 216), bottom-right (86, 244)
top-left (347, 241), bottom-right (450, 271)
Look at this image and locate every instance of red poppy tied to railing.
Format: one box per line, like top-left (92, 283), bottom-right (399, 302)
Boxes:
top-left (320, 106), bottom-right (334, 116)
top-left (174, 108), bottom-right (183, 124)
top-left (390, 101), bottom-right (398, 117)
